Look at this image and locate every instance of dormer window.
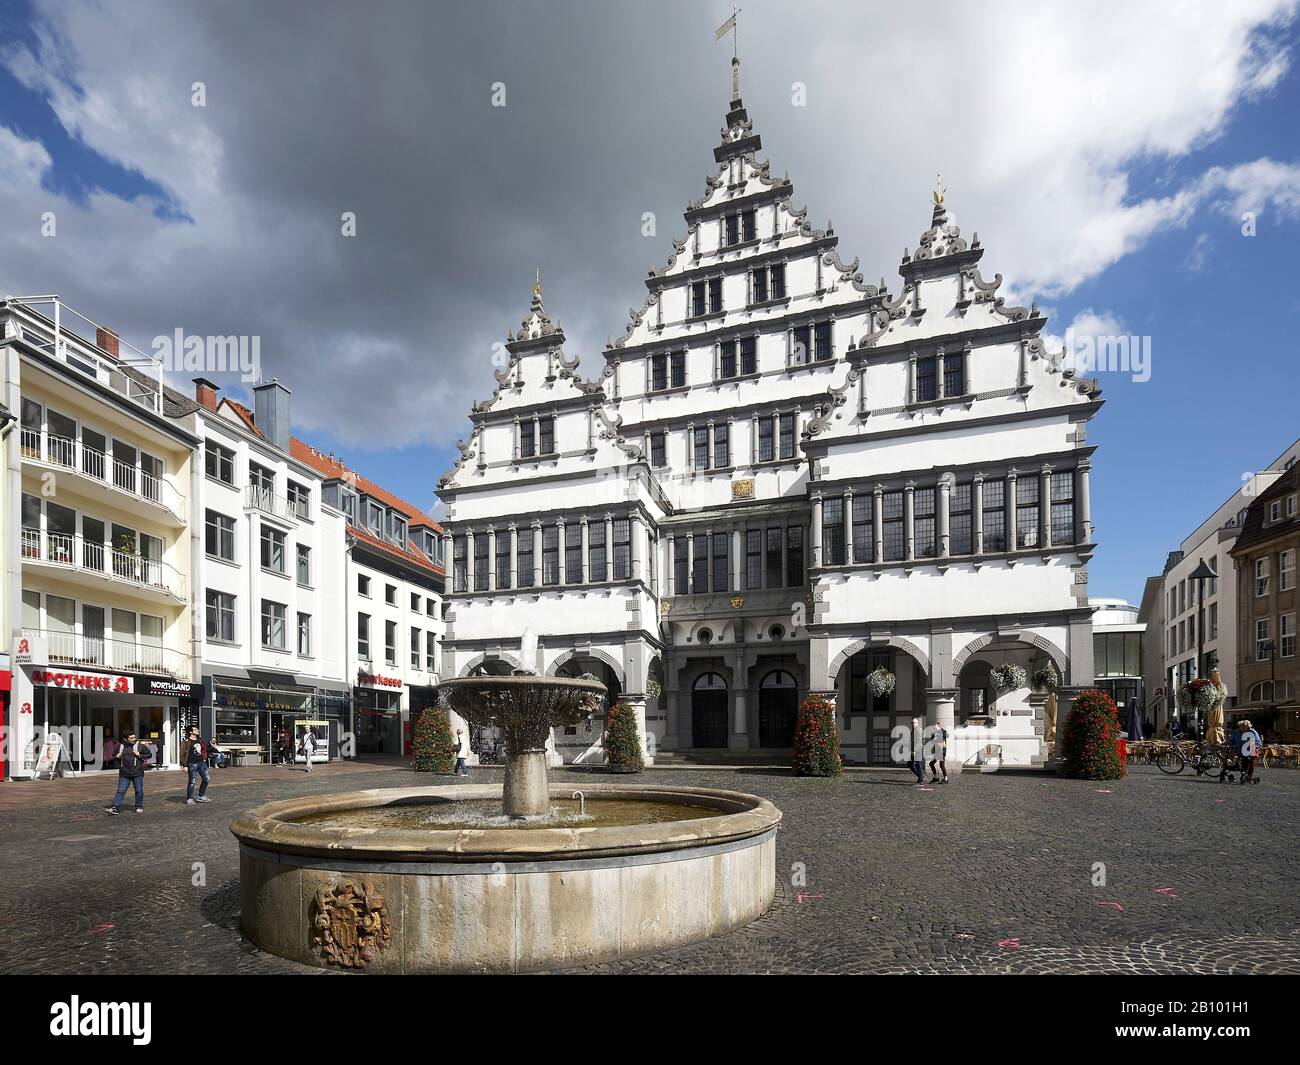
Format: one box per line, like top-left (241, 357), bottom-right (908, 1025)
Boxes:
top-left (392, 515), bottom-right (407, 547)
top-left (341, 490), bottom-right (357, 525)
top-left (367, 501), bottom-right (383, 535)
top-left (1269, 500), bottom-right (1282, 524)
top-left (718, 337), bottom-right (756, 381)
top-left (690, 278), bottom-right (722, 318)
top-left (723, 208), bottom-right (756, 247)
top-left (750, 263), bottom-right (785, 305)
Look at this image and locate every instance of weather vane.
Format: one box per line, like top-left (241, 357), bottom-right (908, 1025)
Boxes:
top-left (934, 173), bottom-right (946, 206)
top-left (715, 6), bottom-right (740, 59)
top-left (533, 267), bottom-right (542, 299)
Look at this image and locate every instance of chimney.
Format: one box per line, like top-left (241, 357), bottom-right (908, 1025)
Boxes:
top-left (96, 327), bottom-right (119, 359)
top-left (193, 377), bottom-right (220, 412)
top-left (252, 378), bottom-right (292, 453)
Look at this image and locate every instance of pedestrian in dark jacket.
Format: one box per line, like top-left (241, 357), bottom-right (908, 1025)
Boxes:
top-left (908, 717), bottom-right (926, 785)
top-left (105, 733), bottom-right (150, 815)
top-left (181, 727), bottom-right (212, 805)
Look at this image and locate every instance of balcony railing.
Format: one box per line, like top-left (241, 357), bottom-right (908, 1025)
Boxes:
top-left (19, 429), bottom-right (188, 522)
top-left (245, 484), bottom-right (301, 521)
top-left (22, 628), bottom-right (192, 679)
top-left (4, 296), bottom-right (166, 415)
top-left (21, 528), bottom-right (187, 600)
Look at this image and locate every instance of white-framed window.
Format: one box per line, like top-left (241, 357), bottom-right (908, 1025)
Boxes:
top-left (296, 544), bottom-right (311, 586)
top-left (1256, 557), bottom-right (1270, 597)
top-left (367, 501), bottom-right (384, 534)
top-left (411, 626), bottom-right (421, 668)
top-left (1282, 613), bottom-right (1296, 659)
top-left (385, 620), bottom-right (397, 665)
top-left (358, 573), bottom-right (370, 597)
top-left (261, 600), bottom-right (286, 650)
top-left (357, 613), bottom-right (370, 658)
top-left (426, 630), bottom-right (437, 671)
top-left (287, 480), bottom-right (311, 519)
top-left (206, 590), bottom-right (236, 642)
top-left (1281, 549), bottom-right (1295, 592)
top-left (260, 526), bottom-right (286, 573)
top-left (297, 612), bottom-right (312, 656)
top-left (1269, 500), bottom-right (1281, 523)
top-left (205, 510), bottom-right (235, 561)
top-left (385, 584), bottom-right (397, 606)
top-left (205, 441), bottom-right (235, 485)
top-left (1256, 618), bottom-right (1271, 661)
top-left (1287, 494), bottom-right (1297, 517)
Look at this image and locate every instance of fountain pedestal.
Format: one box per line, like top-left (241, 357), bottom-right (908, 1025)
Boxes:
top-left (502, 747), bottom-right (549, 817)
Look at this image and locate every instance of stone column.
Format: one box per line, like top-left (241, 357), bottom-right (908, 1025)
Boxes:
top-left (442, 531), bottom-right (453, 586)
top-left (1006, 471), bottom-right (1018, 552)
top-left (1076, 460), bottom-right (1093, 544)
top-left (667, 535), bottom-right (677, 595)
top-left (936, 350), bottom-right (946, 399)
top-left (580, 517), bottom-right (589, 585)
top-left (686, 533), bottom-right (696, 594)
top-left (465, 528), bottom-right (476, 592)
top-left (508, 522), bottom-right (518, 589)
top-left (873, 485), bottom-right (884, 564)
top-left (1040, 464), bottom-right (1053, 549)
top-left (531, 520), bottom-right (542, 586)
top-left (925, 688), bottom-right (961, 779)
top-left (842, 488), bottom-right (853, 564)
top-left (556, 518), bottom-right (566, 585)
top-left (730, 653), bottom-right (750, 752)
top-left (629, 512), bottom-right (641, 581)
top-left (732, 526), bottom-right (743, 591)
top-left (973, 473), bottom-right (985, 555)
top-left (604, 514), bottom-right (614, 581)
top-left (904, 482), bottom-right (916, 561)
top-left (938, 476), bottom-right (951, 559)
top-left (810, 491), bottom-right (823, 568)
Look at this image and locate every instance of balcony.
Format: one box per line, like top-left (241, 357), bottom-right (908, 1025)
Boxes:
top-left (5, 296), bottom-right (168, 415)
top-left (22, 628), bottom-right (192, 680)
top-left (21, 528), bottom-right (187, 602)
top-left (244, 485), bottom-right (304, 522)
top-left (19, 428), bottom-right (188, 525)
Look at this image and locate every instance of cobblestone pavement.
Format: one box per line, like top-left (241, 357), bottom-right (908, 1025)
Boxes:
top-left (0, 761), bottom-right (1296, 975)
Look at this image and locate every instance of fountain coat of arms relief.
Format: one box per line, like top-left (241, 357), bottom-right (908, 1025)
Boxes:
top-left (310, 879), bottom-right (393, 968)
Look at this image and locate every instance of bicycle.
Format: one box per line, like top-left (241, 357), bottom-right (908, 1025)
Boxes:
top-left (1154, 738), bottom-right (1228, 777)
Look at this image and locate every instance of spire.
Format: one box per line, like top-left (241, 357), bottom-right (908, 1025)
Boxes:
top-left (931, 173), bottom-right (948, 228)
top-left (516, 269), bottom-right (556, 342)
top-left (731, 55), bottom-right (741, 103)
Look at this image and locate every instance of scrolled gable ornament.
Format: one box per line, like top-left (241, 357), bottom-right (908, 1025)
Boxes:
top-left (310, 878), bottom-right (393, 969)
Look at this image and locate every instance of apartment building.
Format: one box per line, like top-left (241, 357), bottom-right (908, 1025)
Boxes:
top-left (2, 297), bottom-right (202, 777)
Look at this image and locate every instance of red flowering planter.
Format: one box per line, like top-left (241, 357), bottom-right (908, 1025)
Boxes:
top-left (792, 693), bottom-right (842, 777)
top-left (1060, 689), bottom-right (1126, 780)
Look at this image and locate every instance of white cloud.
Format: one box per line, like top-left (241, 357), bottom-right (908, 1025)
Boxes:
top-left (0, 0), bottom-right (1297, 449)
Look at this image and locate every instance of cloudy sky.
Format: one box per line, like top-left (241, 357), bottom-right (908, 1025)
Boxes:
top-left (2, 0), bottom-right (1299, 602)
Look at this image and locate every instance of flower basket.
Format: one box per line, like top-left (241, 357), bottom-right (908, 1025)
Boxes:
top-left (1031, 663), bottom-right (1059, 693)
top-left (990, 663), bottom-right (1027, 693)
top-left (866, 667), bottom-right (895, 699)
top-left (1177, 678), bottom-right (1225, 712)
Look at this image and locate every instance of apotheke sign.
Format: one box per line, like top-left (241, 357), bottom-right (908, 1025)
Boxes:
top-left (31, 669), bottom-right (134, 693)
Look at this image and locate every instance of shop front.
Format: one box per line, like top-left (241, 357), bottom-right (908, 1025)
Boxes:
top-left (8, 636), bottom-right (202, 777)
top-left (208, 676), bottom-right (349, 765)
top-left (355, 669), bottom-right (404, 754)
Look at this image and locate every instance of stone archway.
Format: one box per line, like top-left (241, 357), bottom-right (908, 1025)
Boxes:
top-left (545, 647), bottom-right (626, 689)
top-left (951, 632), bottom-right (1067, 679)
top-left (459, 652), bottom-right (521, 677)
top-left (830, 636), bottom-right (931, 684)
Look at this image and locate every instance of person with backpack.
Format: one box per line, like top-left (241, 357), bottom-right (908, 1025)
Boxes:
top-left (1232, 718), bottom-right (1263, 784)
top-left (104, 732), bottom-right (151, 815)
top-left (181, 727), bottom-right (212, 805)
top-left (928, 721), bottom-right (949, 784)
top-left (301, 727), bottom-right (318, 772)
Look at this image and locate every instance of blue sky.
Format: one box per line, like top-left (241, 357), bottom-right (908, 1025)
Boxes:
top-left (1, 0), bottom-right (1298, 607)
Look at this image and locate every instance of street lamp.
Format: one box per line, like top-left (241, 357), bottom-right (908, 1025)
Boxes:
top-left (1189, 558), bottom-right (1218, 735)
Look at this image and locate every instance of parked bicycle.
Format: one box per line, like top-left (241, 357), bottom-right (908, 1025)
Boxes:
top-left (1155, 738), bottom-right (1228, 777)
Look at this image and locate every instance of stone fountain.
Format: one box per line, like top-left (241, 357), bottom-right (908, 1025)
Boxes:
top-left (231, 626), bottom-right (781, 973)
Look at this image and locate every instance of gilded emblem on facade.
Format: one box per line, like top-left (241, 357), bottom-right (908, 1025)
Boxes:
top-left (310, 879), bottom-right (392, 968)
top-left (659, 600), bottom-right (672, 616)
top-left (731, 479), bottom-right (754, 499)
top-left (731, 596), bottom-right (744, 609)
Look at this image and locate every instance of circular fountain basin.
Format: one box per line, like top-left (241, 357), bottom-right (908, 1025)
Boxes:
top-left (231, 783), bottom-right (781, 973)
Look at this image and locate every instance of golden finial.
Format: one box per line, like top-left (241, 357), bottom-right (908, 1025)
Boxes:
top-left (933, 173), bottom-right (946, 206)
top-left (533, 268), bottom-right (542, 299)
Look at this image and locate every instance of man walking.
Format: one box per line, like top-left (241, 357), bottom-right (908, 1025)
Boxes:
top-left (181, 727), bottom-right (212, 805)
top-left (301, 727), bottom-right (317, 772)
top-left (453, 728), bottom-right (469, 777)
top-left (908, 717), bottom-right (926, 785)
top-left (105, 732), bottom-right (150, 815)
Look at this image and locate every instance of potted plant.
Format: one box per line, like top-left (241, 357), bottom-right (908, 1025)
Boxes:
top-left (792, 692), bottom-right (842, 777)
top-left (1031, 663), bottom-right (1059, 693)
top-left (603, 701), bottom-right (644, 773)
top-left (412, 706), bottom-right (457, 774)
top-left (1060, 689), bottom-right (1125, 780)
top-left (990, 663), bottom-right (1027, 693)
top-left (866, 667), bottom-right (896, 700)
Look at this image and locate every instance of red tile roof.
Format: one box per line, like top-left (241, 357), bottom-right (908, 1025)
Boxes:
top-left (218, 398), bottom-right (444, 577)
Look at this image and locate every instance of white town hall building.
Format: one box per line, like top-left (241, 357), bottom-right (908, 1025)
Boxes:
top-left (436, 60), bottom-right (1100, 767)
